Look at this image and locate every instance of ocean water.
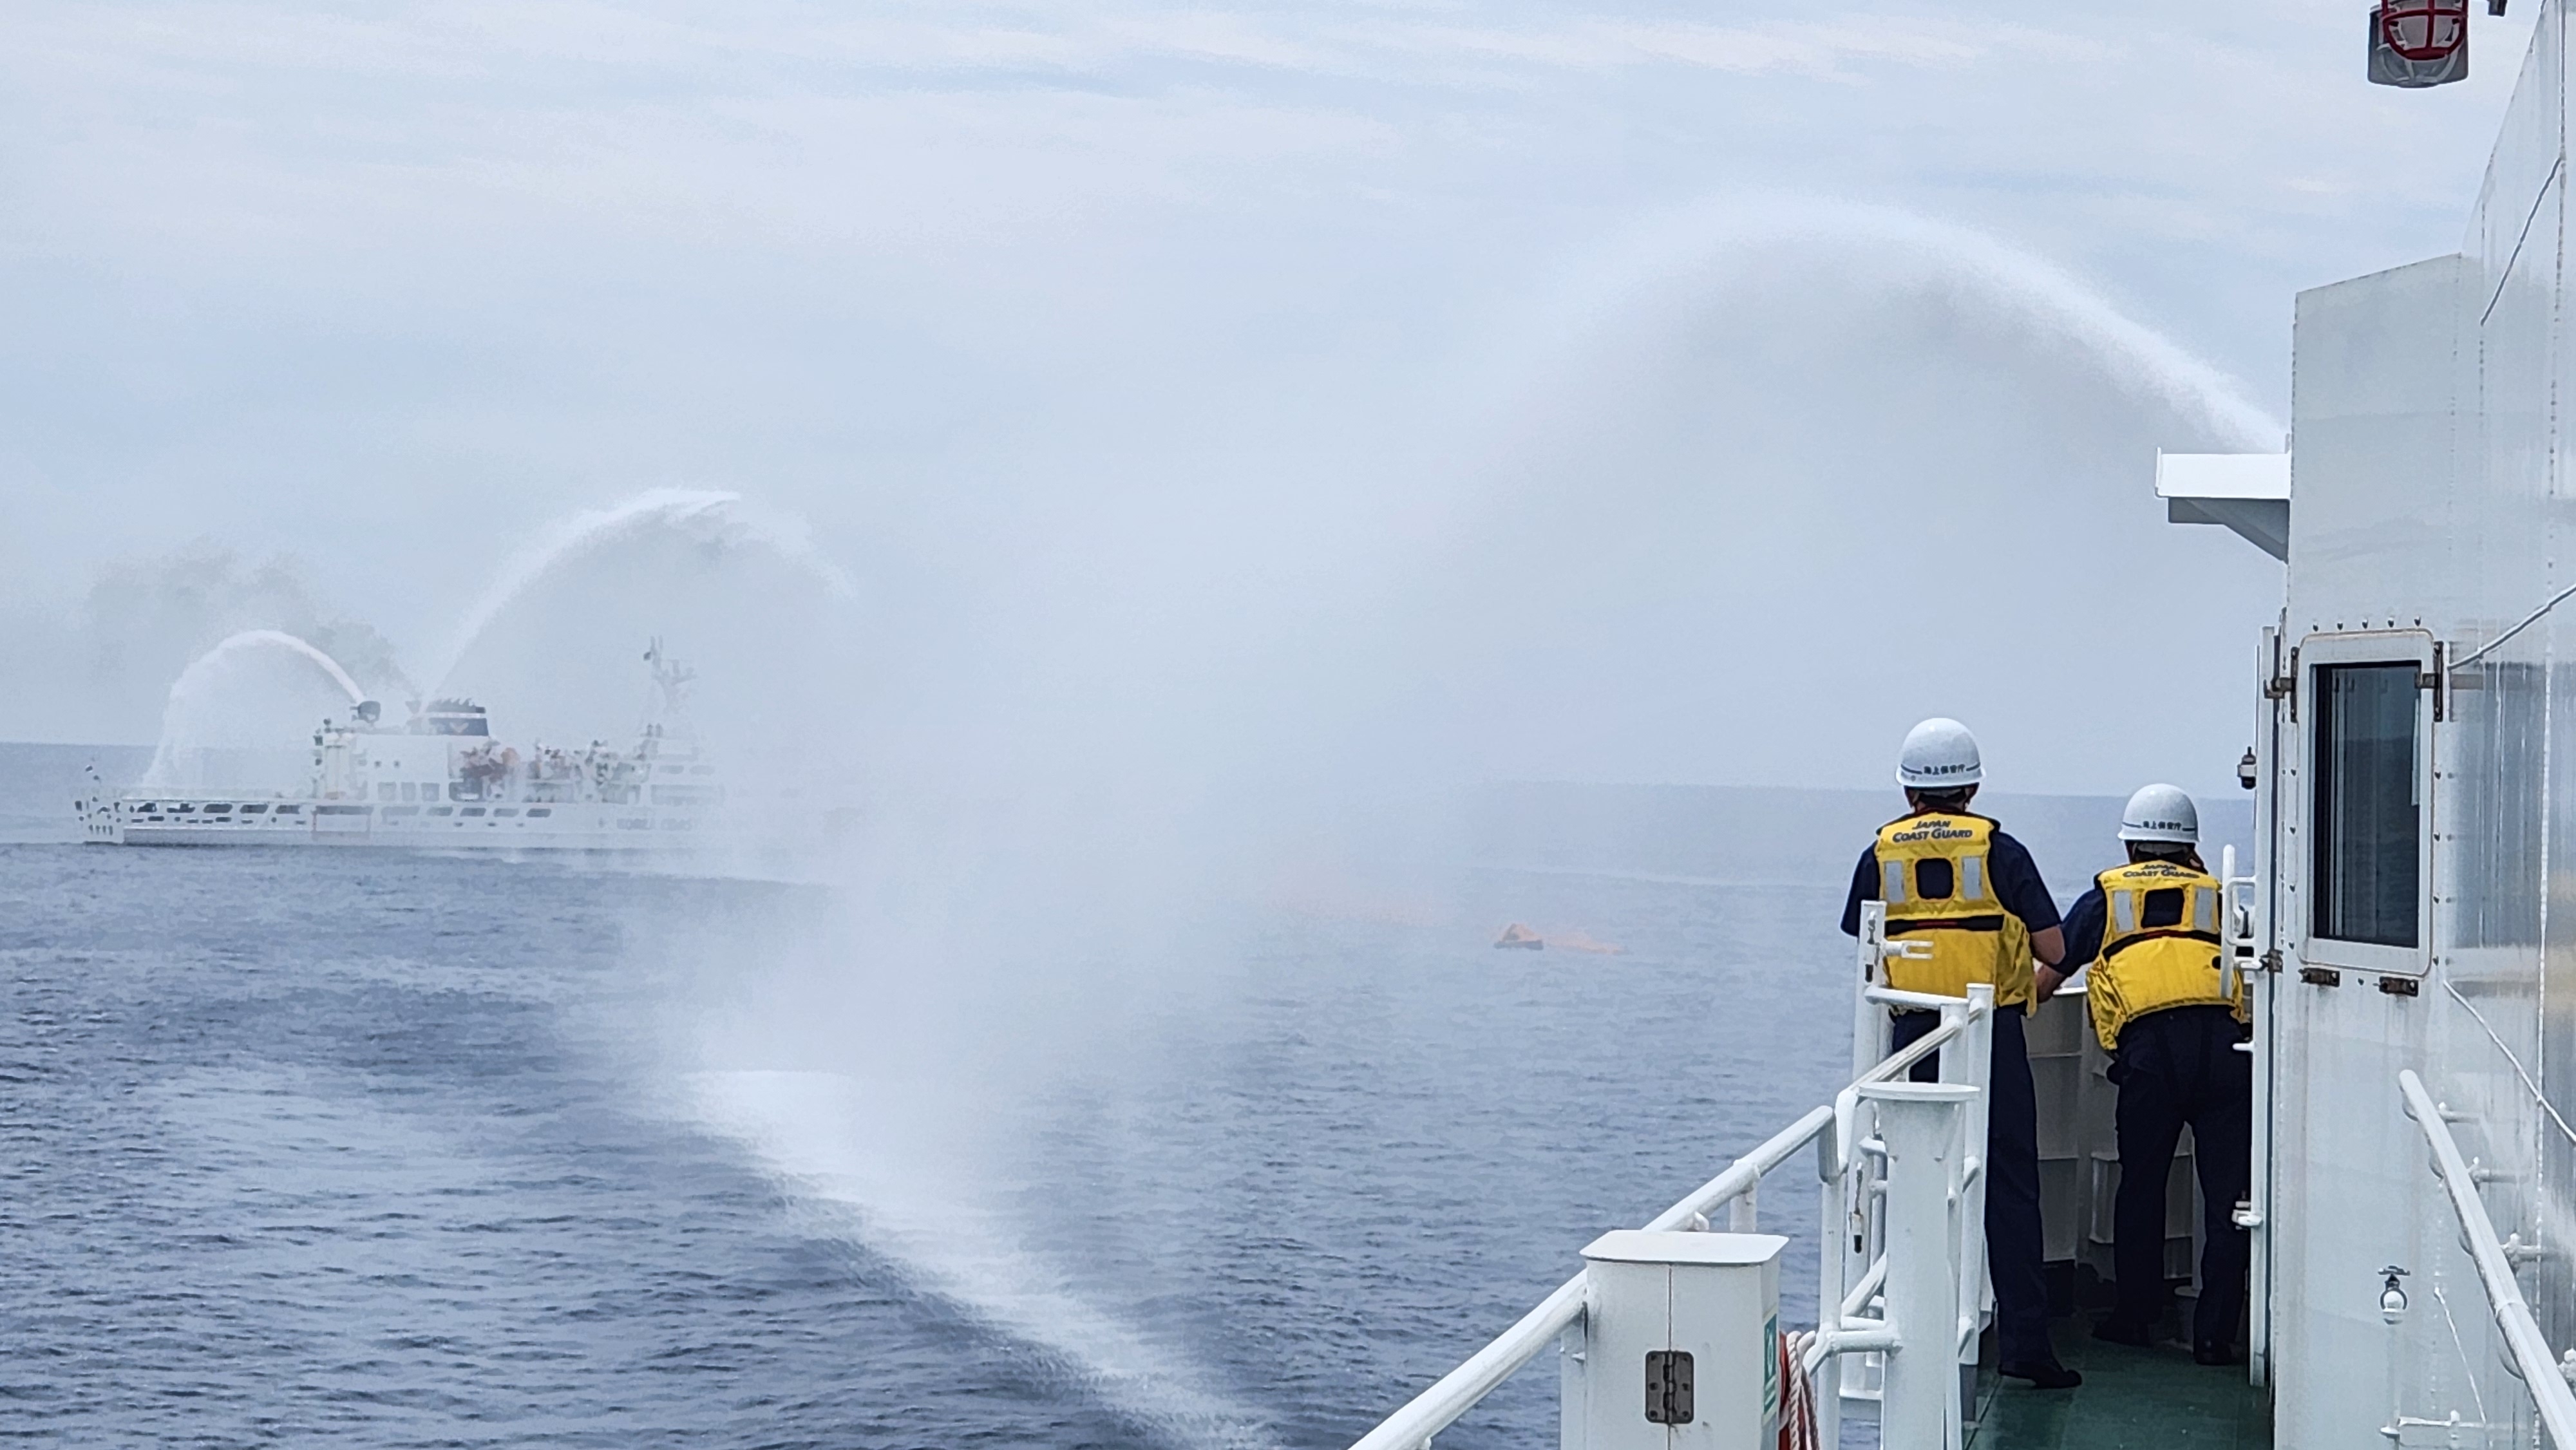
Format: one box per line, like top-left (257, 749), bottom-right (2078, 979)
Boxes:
top-left (0, 751), bottom-right (2246, 1447)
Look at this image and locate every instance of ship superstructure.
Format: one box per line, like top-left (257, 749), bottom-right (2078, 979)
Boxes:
top-left (79, 643), bottom-right (726, 850)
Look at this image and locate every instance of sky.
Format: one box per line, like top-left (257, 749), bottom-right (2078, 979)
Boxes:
top-left (0, 0), bottom-right (2547, 795)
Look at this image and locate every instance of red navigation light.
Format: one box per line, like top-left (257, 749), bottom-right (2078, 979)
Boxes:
top-left (2370, 0), bottom-right (2469, 86)
top-left (2381, 0), bottom-right (2467, 61)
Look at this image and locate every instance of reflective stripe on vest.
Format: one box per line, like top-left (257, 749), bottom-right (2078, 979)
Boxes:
top-left (2086, 859), bottom-right (2239, 1051)
top-left (1872, 811), bottom-right (2031, 1006)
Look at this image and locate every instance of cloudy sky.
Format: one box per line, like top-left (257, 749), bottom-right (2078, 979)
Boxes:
top-left (0, 1), bottom-right (2543, 793)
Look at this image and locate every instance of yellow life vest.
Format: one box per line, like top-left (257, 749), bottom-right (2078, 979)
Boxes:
top-left (2084, 859), bottom-right (2242, 1051)
top-left (1873, 812), bottom-right (2034, 1007)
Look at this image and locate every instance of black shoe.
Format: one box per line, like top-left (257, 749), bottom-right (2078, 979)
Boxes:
top-left (2093, 1317), bottom-right (2155, 1347)
top-left (1999, 1359), bottom-right (2083, 1389)
top-left (2193, 1342), bottom-right (2236, 1366)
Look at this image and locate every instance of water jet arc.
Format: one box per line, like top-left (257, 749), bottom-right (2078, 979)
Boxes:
top-left (143, 630), bottom-right (370, 786)
top-left (417, 489), bottom-right (858, 696)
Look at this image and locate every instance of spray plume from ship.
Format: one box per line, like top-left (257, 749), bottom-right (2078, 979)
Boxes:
top-left (417, 489), bottom-right (858, 699)
top-left (140, 630), bottom-right (373, 788)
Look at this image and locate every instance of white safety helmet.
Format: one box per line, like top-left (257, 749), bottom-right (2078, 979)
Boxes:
top-left (1896, 717), bottom-right (1983, 789)
top-left (2118, 783), bottom-right (2199, 843)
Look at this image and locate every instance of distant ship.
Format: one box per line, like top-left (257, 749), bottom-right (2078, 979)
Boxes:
top-left (77, 643), bottom-right (726, 849)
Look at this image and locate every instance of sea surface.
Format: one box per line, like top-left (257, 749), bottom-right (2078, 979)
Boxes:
top-left (0, 748), bottom-right (2246, 1448)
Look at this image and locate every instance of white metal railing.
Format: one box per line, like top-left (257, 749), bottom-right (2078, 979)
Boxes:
top-left (2219, 842), bottom-right (2271, 1387)
top-left (1346, 901), bottom-right (1993, 1450)
top-left (2397, 1069), bottom-right (2576, 1447)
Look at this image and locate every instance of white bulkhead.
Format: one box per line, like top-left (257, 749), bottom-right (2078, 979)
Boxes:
top-left (2260, 8), bottom-right (2575, 1440)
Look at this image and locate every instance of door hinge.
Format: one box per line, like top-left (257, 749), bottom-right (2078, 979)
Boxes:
top-left (2420, 641), bottom-right (2447, 721)
top-left (1644, 1350), bottom-right (1696, 1425)
top-left (2300, 966), bottom-right (2343, 987)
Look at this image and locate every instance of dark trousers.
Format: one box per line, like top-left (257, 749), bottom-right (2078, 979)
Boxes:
top-left (2107, 1005), bottom-right (2251, 1351)
top-left (1889, 1003), bottom-right (2054, 1366)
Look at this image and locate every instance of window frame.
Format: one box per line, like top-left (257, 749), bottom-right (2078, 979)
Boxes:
top-left (2298, 628), bottom-right (2436, 976)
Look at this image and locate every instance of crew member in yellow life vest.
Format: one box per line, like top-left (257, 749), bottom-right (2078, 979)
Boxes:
top-left (2061, 784), bottom-right (2249, 1366)
top-left (1839, 718), bottom-right (2079, 1390)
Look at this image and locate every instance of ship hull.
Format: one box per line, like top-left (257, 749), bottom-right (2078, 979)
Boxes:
top-left (90, 801), bottom-right (716, 850)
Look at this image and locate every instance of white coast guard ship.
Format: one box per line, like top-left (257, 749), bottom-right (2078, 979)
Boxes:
top-left (1343, 6), bottom-right (2576, 1449)
top-left (78, 645), bottom-right (728, 851)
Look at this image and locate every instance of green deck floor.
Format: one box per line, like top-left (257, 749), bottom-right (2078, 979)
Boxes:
top-left (1967, 1333), bottom-right (2272, 1449)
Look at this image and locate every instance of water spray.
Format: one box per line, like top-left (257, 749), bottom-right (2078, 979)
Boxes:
top-left (417, 489), bottom-right (858, 697)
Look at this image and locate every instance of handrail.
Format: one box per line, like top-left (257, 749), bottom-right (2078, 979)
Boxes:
top-left (2398, 1069), bottom-right (2576, 1447)
top-left (1346, 992), bottom-right (1989, 1450)
top-left (1345, 1277), bottom-right (1586, 1450)
top-left (1347, 1102), bottom-right (1840, 1450)
top-left (1645, 1104), bottom-right (1838, 1232)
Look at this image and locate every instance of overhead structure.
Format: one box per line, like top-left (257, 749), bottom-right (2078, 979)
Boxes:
top-left (2156, 451), bottom-right (2290, 561)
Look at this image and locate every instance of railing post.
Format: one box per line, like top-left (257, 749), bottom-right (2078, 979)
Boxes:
top-left (1940, 984), bottom-right (1994, 1384)
top-left (1728, 1176), bottom-right (1760, 1232)
top-left (1844, 902), bottom-right (1894, 1419)
top-left (1559, 1315), bottom-right (1587, 1450)
top-left (1815, 1114), bottom-right (1845, 1450)
top-left (1853, 901), bottom-right (1893, 1082)
top-left (2223, 842), bottom-right (2272, 1389)
top-left (1859, 1081), bottom-right (1973, 1450)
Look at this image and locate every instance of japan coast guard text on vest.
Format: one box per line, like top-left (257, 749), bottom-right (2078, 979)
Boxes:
top-left (2085, 859), bottom-right (2244, 1050)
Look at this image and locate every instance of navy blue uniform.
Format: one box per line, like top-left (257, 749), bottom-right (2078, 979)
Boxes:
top-left (1842, 822), bottom-right (2063, 1372)
top-left (2065, 881), bottom-right (2253, 1357)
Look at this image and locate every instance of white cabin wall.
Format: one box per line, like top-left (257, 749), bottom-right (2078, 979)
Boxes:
top-left (2528, 7), bottom-right (2576, 1386)
top-left (2275, 7), bottom-right (2571, 1440)
top-left (2279, 256), bottom-right (2457, 1449)
top-left (2460, 8), bottom-right (2568, 1442)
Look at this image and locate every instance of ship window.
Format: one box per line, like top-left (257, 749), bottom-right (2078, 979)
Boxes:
top-left (2313, 662), bottom-right (2422, 949)
top-left (493, 808), bottom-right (518, 817)
top-left (526, 807), bottom-right (552, 818)
top-left (384, 805), bottom-right (419, 817)
top-left (240, 804), bottom-right (269, 814)
top-left (400, 782), bottom-right (415, 802)
top-left (206, 804), bottom-right (233, 814)
top-left (460, 807), bottom-right (486, 817)
top-left (427, 807), bottom-right (453, 816)
top-left (274, 805), bottom-right (303, 815)
top-left (377, 784), bottom-right (398, 802)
